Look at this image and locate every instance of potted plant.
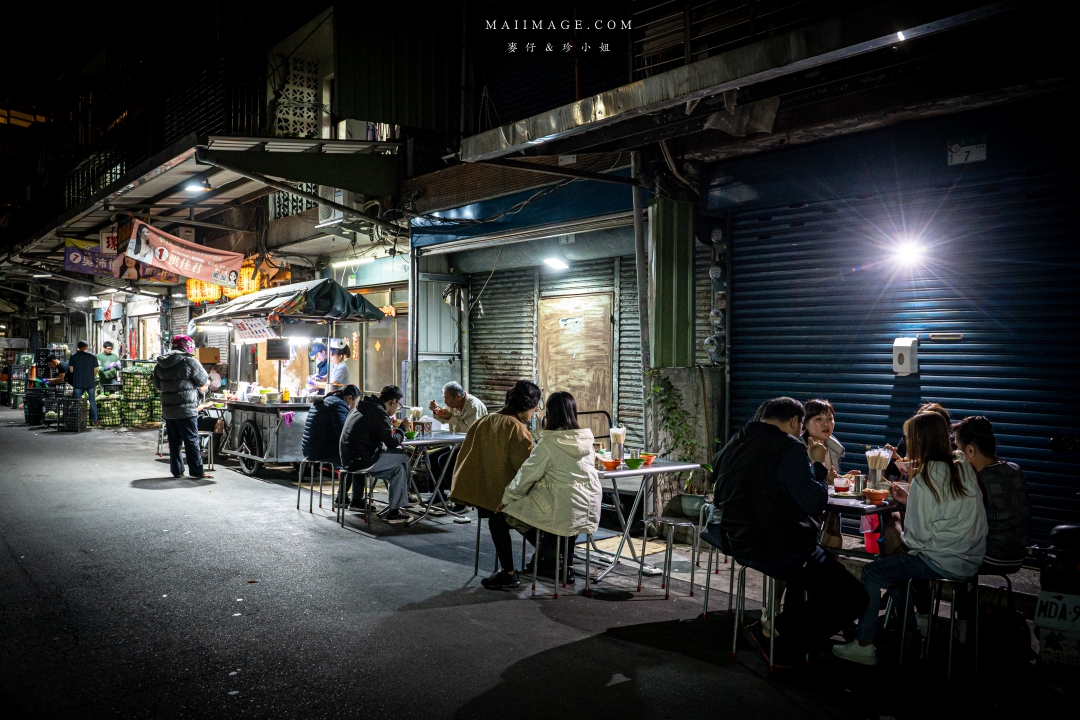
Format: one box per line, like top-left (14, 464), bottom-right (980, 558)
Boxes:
top-left (645, 370), bottom-right (713, 517)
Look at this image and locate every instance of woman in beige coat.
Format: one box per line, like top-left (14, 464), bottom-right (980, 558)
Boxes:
top-left (450, 380), bottom-right (540, 590)
top-left (498, 391), bottom-right (601, 584)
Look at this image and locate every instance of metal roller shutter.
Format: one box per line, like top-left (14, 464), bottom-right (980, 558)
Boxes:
top-left (469, 267), bottom-right (538, 410)
top-left (618, 257), bottom-right (645, 448)
top-left (729, 169), bottom-right (1080, 541)
top-left (169, 306), bottom-right (189, 337)
top-left (695, 243), bottom-right (714, 367)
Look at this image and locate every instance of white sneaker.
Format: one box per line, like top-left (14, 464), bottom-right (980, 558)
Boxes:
top-left (916, 613), bottom-right (930, 635)
top-left (832, 641), bottom-right (878, 665)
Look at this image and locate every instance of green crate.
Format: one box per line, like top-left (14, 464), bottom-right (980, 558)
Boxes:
top-left (121, 399), bottom-right (151, 427)
top-left (120, 367), bottom-right (154, 401)
top-left (97, 395), bottom-right (122, 427)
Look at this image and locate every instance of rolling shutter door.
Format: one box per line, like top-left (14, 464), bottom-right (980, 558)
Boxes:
top-left (169, 306), bottom-right (189, 337)
top-left (729, 168), bottom-right (1080, 541)
top-left (618, 257), bottom-right (645, 447)
top-left (469, 267), bottom-right (537, 410)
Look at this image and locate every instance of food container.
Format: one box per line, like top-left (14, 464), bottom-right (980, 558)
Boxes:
top-left (624, 458), bottom-right (644, 470)
top-left (863, 488), bottom-right (889, 505)
top-left (405, 431), bottom-right (418, 440)
top-left (264, 392), bottom-right (281, 403)
top-left (640, 453), bottom-right (656, 466)
top-left (601, 458), bottom-right (620, 471)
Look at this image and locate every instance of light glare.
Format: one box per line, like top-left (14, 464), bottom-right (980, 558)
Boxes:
top-left (543, 257), bottom-right (569, 270)
top-left (894, 242), bottom-right (924, 265)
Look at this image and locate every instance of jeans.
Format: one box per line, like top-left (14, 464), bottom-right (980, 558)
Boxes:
top-left (165, 416), bottom-right (204, 478)
top-left (73, 386), bottom-right (97, 423)
top-left (741, 547), bottom-right (869, 652)
top-left (343, 451), bottom-right (411, 510)
top-left (857, 551), bottom-right (949, 643)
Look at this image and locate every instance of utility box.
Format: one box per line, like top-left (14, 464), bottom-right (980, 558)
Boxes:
top-left (893, 337), bottom-right (919, 376)
top-left (195, 347), bottom-right (220, 364)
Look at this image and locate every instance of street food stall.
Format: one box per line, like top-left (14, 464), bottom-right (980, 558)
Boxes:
top-left (193, 278), bottom-right (384, 476)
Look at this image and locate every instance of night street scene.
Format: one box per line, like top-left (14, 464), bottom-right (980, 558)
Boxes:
top-left (1, 2), bottom-right (1078, 718)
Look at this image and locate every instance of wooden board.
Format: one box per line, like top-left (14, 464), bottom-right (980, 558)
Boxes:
top-left (537, 294), bottom-right (613, 440)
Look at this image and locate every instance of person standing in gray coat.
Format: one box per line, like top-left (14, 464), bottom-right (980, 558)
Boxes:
top-left (153, 335), bottom-right (211, 478)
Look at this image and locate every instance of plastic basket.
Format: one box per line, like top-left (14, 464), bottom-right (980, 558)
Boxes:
top-left (42, 396), bottom-right (60, 428)
top-left (121, 399), bottom-right (151, 427)
top-left (97, 392), bottom-right (123, 427)
top-left (24, 395), bottom-right (44, 425)
top-left (57, 397), bottom-right (88, 432)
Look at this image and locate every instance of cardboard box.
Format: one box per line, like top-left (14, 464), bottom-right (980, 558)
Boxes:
top-left (195, 347), bottom-right (220, 364)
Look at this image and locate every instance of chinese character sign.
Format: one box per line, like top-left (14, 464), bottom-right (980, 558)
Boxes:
top-left (126, 219), bottom-right (244, 289)
top-left (64, 238), bottom-right (179, 283)
top-left (99, 230), bottom-right (118, 255)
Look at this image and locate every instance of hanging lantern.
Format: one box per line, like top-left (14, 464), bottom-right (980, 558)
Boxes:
top-left (223, 266), bottom-right (261, 299)
top-left (186, 278), bottom-right (222, 304)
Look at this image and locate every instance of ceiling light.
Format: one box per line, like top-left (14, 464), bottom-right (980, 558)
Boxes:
top-left (331, 257), bottom-right (376, 268)
top-left (185, 178), bottom-right (212, 193)
top-left (897, 31), bottom-right (905, 41)
top-left (196, 323), bottom-right (230, 331)
top-left (543, 257), bottom-right (569, 270)
top-left (893, 241), bottom-right (924, 266)
top-left (72, 296), bottom-right (92, 302)
top-left (32, 273), bottom-right (52, 278)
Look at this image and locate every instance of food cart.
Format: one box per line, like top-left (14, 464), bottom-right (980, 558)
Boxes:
top-left (193, 278), bottom-right (384, 476)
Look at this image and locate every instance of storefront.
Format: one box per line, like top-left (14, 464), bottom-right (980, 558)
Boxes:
top-left (707, 96), bottom-right (1079, 541)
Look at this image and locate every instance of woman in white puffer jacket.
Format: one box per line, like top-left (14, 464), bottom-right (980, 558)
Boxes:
top-left (499, 391), bottom-right (602, 582)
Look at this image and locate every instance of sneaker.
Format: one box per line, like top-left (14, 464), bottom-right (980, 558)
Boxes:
top-left (831, 640), bottom-right (878, 665)
top-left (480, 570), bottom-right (521, 590)
top-left (385, 509), bottom-right (409, 525)
top-left (452, 515), bottom-right (472, 524)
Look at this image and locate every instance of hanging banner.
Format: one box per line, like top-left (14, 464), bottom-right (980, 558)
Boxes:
top-left (64, 238), bottom-right (179, 283)
top-left (233, 318), bottom-right (278, 343)
top-left (126, 219), bottom-right (243, 288)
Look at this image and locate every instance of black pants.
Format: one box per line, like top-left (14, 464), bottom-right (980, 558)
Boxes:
top-left (165, 417), bottom-right (204, 478)
top-left (744, 547), bottom-right (869, 652)
top-left (479, 508), bottom-right (517, 573)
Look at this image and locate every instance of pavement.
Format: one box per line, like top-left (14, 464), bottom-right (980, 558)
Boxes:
top-left (0, 405), bottom-right (1070, 719)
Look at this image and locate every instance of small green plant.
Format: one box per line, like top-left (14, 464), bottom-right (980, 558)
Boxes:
top-left (645, 370), bottom-right (712, 493)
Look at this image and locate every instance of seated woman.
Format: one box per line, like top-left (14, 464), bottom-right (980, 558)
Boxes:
top-left (954, 416), bottom-right (1031, 573)
top-left (450, 381), bottom-right (540, 589)
top-left (832, 411), bottom-right (987, 666)
top-left (803, 399), bottom-right (844, 547)
top-left (301, 385), bottom-right (360, 462)
top-left (498, 391), bottom-right (602, 583)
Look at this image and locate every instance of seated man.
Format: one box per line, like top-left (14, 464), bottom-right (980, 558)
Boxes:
top-left (427, 381), bottom-right (488, 510)
top-left (302, 385), bottom-right (360, 462)
top-left (713, 396), bottom-right (868, 662)
top-left (339, 385), bottom-right (413, 525)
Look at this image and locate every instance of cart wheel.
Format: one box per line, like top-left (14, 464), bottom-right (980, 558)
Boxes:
top-left (237, 420), bottom-right (264, 477)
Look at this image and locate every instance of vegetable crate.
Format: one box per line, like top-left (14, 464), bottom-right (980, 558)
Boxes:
top-left (121, 399), bottom-right (152, 427)
top-left (97, 394), bottom-right (123, 427)
top-left (120, 366), bottom-right (154, 401)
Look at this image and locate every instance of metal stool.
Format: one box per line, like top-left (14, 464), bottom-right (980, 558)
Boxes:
top-left (472, 514), bottom-right (529, 577)
top-left (530, 532), bottom-right (588, 600)
top-left (337, 470), bottom-right (373, 527)
top-left (651, 516), bottom-right (700, 599)
top-left (197, 431), bottom-right (215, 471)
top-left (698, 530), bottom-right (737, 619)
top-left (728, 564), bottom-right (807, 673)
top-left (882, 575), bottom-right (979, 678)
top-left (297, 459), bottom-right (335, 512)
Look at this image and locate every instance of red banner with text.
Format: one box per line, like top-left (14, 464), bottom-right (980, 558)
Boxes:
top-left (125, 220), bottom-right (244, 288)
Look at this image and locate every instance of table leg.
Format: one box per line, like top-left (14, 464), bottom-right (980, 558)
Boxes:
top-left (593, 475), bottom-right (648, 583)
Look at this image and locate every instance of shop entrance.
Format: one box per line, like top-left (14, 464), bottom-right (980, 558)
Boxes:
top-left (537, 293), bottom-right (613, 439)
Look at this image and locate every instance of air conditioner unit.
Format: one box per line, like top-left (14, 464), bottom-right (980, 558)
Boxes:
top-left (316, 186), bottom-right (351, 227)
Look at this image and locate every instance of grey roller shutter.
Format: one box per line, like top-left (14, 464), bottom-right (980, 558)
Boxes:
top-left (618, 257), bottom-right (645, 448)
top-left (729, 169), bottom-right (1080, 541)
top-left (469, 267), bottom-right (538, 410)
top-left (169, 306), bottom-right (189, 337)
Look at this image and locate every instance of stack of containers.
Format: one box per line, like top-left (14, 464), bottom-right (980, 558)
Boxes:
top-left (121, 365), bottom-right (154, 426)
top-left (97, 392), bottom-right (123, 426)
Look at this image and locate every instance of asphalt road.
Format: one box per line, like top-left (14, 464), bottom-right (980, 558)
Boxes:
top-left (0, 406), bottom-right (1068, 719)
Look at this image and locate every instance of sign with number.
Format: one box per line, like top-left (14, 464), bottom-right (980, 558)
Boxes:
top-left (1036, 591), bottom-right (1080, 633)
top-left (947, 136), bottom-right (987, 165)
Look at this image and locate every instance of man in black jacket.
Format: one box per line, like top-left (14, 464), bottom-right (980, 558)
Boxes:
top-left (713, 397), bottom-right (868, 661)
top-left (339, 385), bottom-right (413, 524)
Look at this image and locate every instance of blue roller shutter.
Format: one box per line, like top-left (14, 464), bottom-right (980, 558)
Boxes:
top-left (729, 168), bottom-right (1080, 541)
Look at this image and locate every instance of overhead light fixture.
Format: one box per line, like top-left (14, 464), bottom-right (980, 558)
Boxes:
top-left (0, 325), bottom-right (7, 329)
top-left (72, 296), bottom-right (92, 302)
top-left (897, 31), bottom-right (905, 41)
top-left (331, 257), bottom-right (376, 268)
top-left (543, 257), bottom-right (569, 270)
top-left (171, 292), bottom-right (186, 298)
top-left (185, 178), bottom-right (212, 193)
top-left (196, 323), bottom-right (230, 331)
top-left (32, 273), bottom-right (52, 278)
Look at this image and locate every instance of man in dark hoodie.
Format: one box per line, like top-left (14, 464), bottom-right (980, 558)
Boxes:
top-left (713, 396), bottom-right (868, 662)
top-left (302, 384), bottom-right (360, 461)
top-left (153, 335), bottom-right (211, 479)
top-left (339, 385), bottom-right (413, 524)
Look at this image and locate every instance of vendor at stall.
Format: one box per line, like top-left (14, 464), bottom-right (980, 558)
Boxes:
top-left (327, 344), bottom-right (351, 389)
top-left (46, 357), bottom-right (70, 385)
top-left (97, 342), bottom-right (121, 384)
top-left (306, 342), bottom-right (329, 394)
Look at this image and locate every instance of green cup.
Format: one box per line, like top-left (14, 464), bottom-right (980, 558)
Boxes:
top-left (405, 431), bottom-right (418, 440)
top-left (623, 458), bottom-right (645, 470)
